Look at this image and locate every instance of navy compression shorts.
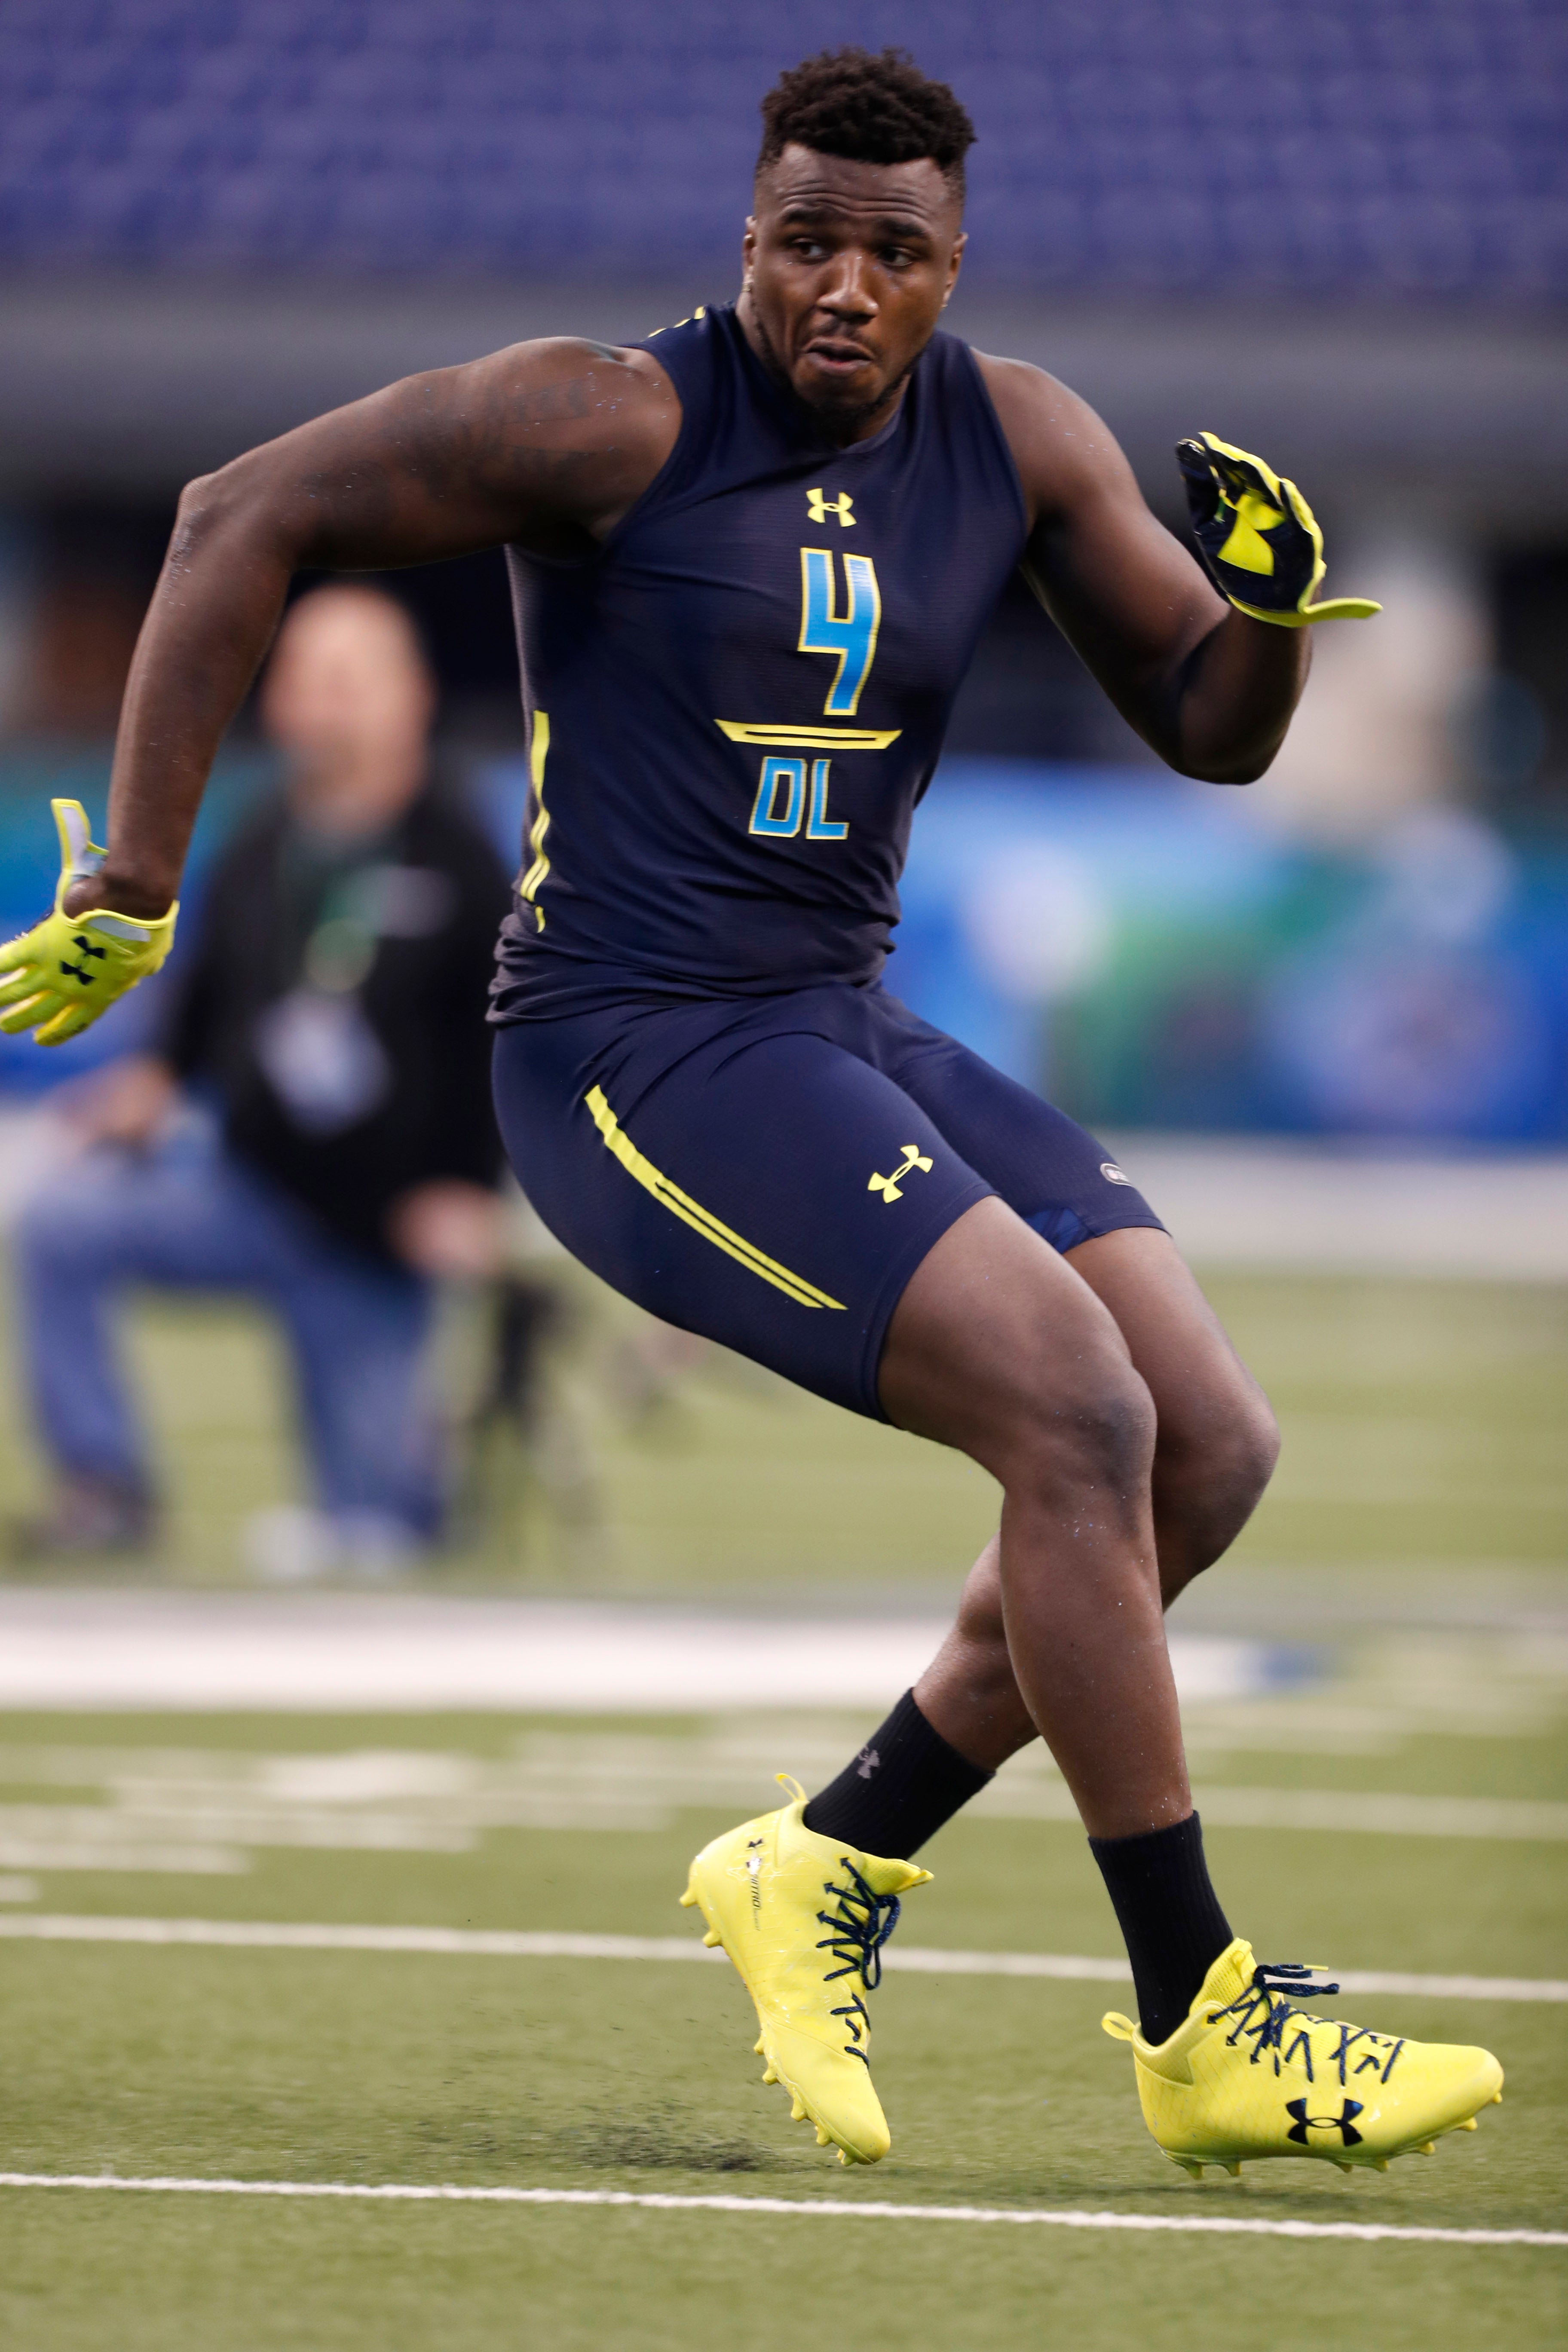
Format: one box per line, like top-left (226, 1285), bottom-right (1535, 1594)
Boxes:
top-left (491, 980), bottom-right (1164, 1422)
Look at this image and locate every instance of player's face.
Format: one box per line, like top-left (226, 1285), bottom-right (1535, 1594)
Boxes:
top-left (741, 147), bottom-right (965, 439)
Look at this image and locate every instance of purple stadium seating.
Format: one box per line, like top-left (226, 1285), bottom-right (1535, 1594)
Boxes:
top-left (0, 0), bottom-right (1563, 294)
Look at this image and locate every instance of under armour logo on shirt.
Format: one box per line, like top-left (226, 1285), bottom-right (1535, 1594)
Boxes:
top-left (806, 487), bottom-right (855, 528)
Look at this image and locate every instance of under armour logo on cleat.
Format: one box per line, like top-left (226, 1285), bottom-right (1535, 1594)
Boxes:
top-left (1286, 2097), bottom-right (1364, 2147)
top-left (806, 487), bottom-right (855, 528)
top-left (868, 1146), bottom-right (933, 1204)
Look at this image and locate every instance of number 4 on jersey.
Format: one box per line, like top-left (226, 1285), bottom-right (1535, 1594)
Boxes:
top-left (799, 549), bottom-right (881, 717)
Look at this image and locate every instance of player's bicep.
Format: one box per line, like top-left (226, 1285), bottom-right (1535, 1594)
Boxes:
top-left (191, 340), bottom-right (669, 574)
top-left (979, 355), bottom-right (1228, 735)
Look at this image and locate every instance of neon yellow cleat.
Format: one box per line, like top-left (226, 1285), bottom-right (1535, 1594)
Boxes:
top-left (1104, 1940), bottom-right (1504, 2177)
top-left (680, 1777), bottom-right (931, 2165)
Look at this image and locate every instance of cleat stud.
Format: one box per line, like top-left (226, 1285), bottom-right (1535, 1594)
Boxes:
top-left (1492, 2091), bottom-right (1503, 2104)
top-left (790, 2096), bottom-right (806, 2123)
top-left (815, 2125), bottom-right (831, 2147)
top-left (1373, 2159), bottom-right (1389, 2174)
top-left (1171, 2158), bottom-right (1202, 2178)
top-left (1458, 2116), bottom-right (1478, 2132)
top-left (679, 1887), bottom-right (697, 1908)
top-left (701, 1928), bottom-right (721, 1947)
top-left (1333, 2162), bottom-right (1353, 2176)
top-left (761, 2066), bottom-right (777, 2085)
top-left (1417, 2142), bottom-right (1436, 2157)
top-left (836, 2148), bottom-right (849, 2168)
top-left (753, 2037), bottom-right (764, 2056)
top-left (1222, 2162), bottom-right (1241, 2179)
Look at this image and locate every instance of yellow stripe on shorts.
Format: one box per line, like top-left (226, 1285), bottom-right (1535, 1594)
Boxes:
top-left (584, 1085), bottom-right (845, 1311)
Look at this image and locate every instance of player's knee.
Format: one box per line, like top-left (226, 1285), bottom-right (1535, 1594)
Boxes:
top-left (1169, 1378), bottom-right (1280, 1521)
top-left (1229, 1389), bottom-right (1281, 1510)
top-left (1155, 1381), bottom-right (1279, 1596)
top-left (1003, 1348), bottom-right (1157, 1508)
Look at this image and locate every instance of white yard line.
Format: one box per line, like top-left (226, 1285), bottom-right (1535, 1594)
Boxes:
top-left (1190, 1788), bottom-right (1568, 1841)
top-left (0, 2172), bottom-right (1560, 2248)
top-left (0, 1594), bottom-right (1281, 1711)
top-left (2, 1914), bottom-right (1562, 2003)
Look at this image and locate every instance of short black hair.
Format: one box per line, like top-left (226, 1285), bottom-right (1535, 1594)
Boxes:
top-left (757, 48), bottom-right (975, 199)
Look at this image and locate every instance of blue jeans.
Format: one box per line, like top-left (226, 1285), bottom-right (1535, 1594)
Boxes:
top-left (13, 1132), bottom-right (443, 1538)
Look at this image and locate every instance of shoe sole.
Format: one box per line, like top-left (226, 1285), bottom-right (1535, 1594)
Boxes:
top-left (1162, 2087), bottom-right (1505, 2178)
top-left (680, 1875), bottom-right (876, 2167)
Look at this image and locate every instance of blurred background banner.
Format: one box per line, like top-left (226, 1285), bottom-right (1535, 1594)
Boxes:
top-left (1, 0), bottom-right (1565, 1143)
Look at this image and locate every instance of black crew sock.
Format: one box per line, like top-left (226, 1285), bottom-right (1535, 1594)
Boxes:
top-left (802, 1689), bottom-right (992, 1858)
top-left (1088, 1812), bottom-right (1233, 2046)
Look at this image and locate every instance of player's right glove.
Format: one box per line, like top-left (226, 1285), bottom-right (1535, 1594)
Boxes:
top-left (0, 799), bottom-right (177, 1046)
top-left (1176, 431), bottom-right (1381, 627)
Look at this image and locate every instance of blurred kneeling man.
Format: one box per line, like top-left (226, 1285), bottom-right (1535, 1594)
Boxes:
top-left (13, 584), bottom-right (513, 1572)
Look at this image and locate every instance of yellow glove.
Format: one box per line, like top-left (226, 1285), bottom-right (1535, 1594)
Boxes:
top-left (1176, 431), bottom-right (1381, 628)
top-left (0, 800), bottom-right (177, 1046)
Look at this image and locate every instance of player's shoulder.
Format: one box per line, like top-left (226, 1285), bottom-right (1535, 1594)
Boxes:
top-left (448, 333), bottom-right (682, 541)
top-left (969, 349), bottom-right (1131, 525)
top-left (458, 333), bottom-right (677, 423)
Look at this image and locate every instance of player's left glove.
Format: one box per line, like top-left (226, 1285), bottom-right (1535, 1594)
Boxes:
top-left (1176, 431), bottom-right (1381, 628)
top-left (0, 799), bottom-right (177, 1046)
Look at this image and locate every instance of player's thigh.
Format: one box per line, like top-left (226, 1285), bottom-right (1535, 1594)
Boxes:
top-left (877, 1194), bottom-right (1153, 1489)
top-left (492, 1016), bottom-right (991, 1418)
top-left (889, 1025), bottom-right (1272, 1472)
top-left (891, 1022), bottom-right (1164, 1254)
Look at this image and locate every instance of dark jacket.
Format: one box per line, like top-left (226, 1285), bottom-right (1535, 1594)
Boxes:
top-left (161, 780), bottom-right (512, 1260)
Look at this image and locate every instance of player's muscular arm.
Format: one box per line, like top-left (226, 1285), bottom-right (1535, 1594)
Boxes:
top-left (80, 340), bottom-right (680, 919)
top-left (977, 356), bottom-right (1308, 785)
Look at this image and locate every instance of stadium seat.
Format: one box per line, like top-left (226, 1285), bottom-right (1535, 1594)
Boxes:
top-left (0, 0), bottom-right (1561, 294)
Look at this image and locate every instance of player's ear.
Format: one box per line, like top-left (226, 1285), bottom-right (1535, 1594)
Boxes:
top-left (742, 215), bottom-right (758, 276)
top-left (942, 230), bottom-right (967, 305)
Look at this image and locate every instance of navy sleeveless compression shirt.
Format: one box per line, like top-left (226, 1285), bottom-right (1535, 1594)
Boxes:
top-left (490, 302), bottom-right (1028, 1019)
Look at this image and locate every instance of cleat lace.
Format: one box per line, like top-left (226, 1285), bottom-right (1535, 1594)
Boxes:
top-left (814, 1857), bottom-right (904, 2064)
top-left (1208, 1962), bottom-right (1406, 2087)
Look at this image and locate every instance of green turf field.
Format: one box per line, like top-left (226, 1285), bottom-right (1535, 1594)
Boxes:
top-left (2, 1267), bottom-right (1565, 1592)
top-left (1, 1270), bottom-right (1565, 2345)
top-left (0, 1659), bottom-right (1565, 2350)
